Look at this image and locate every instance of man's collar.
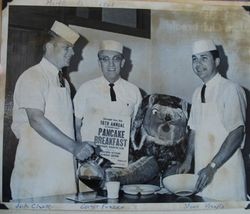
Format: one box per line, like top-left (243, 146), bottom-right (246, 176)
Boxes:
top-left (41, 57), bottom-right (59, 76)
top-left (102, 76), bottom-right (121, 85)
top-left (204, 73), bottom-right (221, 88)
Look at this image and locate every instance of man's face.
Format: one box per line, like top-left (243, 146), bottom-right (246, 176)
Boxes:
top-left (98, 50), bottom-right (124, 83)
top-left (53, 38), bottom-right (75, 69)
top-left (192, 51), bottom-right (218, 83)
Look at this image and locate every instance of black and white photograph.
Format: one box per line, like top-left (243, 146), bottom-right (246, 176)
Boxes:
top-left (0, 0), bottom-right (250, 212)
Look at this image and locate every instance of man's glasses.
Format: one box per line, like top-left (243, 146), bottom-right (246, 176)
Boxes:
top-left (99, 55), bottom-right (123, 64)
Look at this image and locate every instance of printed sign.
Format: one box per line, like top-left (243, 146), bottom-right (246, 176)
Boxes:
top-left (81, 113), bottom-right (130, 167)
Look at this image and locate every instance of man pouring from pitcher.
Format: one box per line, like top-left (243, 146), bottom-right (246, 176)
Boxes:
top-left (10, 21), bottom-right (94, 199)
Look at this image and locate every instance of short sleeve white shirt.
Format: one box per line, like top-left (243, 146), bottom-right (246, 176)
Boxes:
top-left (188, 73), bottom-right (246, 134)
top-left (11, 58), bottom-right (65, 138)
top-left (73, 76), bottom-right (142, 122)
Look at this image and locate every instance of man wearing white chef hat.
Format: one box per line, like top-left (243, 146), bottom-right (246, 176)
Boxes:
top-left (74, 39), bottom-right (142, 152)
top-left (11, 20), bottom-right (94, 199)
top-left (178, 39), bottom-right (247, 201)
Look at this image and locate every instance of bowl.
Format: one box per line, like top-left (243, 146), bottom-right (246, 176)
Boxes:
top-left (162, 174), bottom-right (198, 197)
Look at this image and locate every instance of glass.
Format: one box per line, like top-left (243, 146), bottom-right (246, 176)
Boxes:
top-left (99, 55), bottom-right (123, 64)
top-left (106, 181), bottom-right (120, 199)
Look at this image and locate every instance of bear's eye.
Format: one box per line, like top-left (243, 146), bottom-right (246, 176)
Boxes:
top-left (152, 108), bottom-right (158, 115)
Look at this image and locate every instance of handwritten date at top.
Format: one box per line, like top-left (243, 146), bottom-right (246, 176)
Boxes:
top-left (46, 0), bottom-right (115, 7)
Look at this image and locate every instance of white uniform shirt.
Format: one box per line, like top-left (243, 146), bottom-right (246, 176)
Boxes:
top-left (188, 73), bottom-right (246, 146)
top-left (73, 76), bottom-right (142, 121)
top-left (10, 58), bottom-right (77, 199)
top-left (11, 58), bottom-right (71, 138)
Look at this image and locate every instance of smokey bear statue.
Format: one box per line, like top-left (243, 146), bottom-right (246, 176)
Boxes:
top-left (105, 94), bottom-right (190, 185)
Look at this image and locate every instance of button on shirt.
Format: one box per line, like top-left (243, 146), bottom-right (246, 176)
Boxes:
top-left (73, 76), bottom-right (142, 122)
top-left (188, 73), bottom-right (247, 143)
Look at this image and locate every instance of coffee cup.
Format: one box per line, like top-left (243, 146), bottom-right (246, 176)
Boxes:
top-left (106, 181), bottom-right (120, 199)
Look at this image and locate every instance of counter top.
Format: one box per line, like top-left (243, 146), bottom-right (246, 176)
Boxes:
top-left (11, 189), bottom-right (215, 204)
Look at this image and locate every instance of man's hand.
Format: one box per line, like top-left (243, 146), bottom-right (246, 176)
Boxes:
top-left (177, 159), bottom-right (192, 174)
top-left (73, 141), bottom-right (95, 161)
top-left (195, 164), bottom-right (216, 193)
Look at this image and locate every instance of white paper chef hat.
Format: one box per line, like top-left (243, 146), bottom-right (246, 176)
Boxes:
top-left (99, 40), bottom-right (123, 54)
top-left (192, 39), bottom-right (217, 55)
top-left (50, 21), bottom-right (80, 45)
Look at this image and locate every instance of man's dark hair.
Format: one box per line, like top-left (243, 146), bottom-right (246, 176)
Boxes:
top-left (210, 50), bottom-right (220, 60)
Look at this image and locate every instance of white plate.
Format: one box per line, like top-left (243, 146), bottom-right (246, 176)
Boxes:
top-left (122, 184), bottom-right (160, 195)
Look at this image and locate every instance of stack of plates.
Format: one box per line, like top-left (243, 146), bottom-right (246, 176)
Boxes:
top-left (122, 184), bottom-right (160, 195)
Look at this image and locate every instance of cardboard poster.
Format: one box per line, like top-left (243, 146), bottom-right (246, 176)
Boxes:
top-left (81, 113), bottom-right (130, 167)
